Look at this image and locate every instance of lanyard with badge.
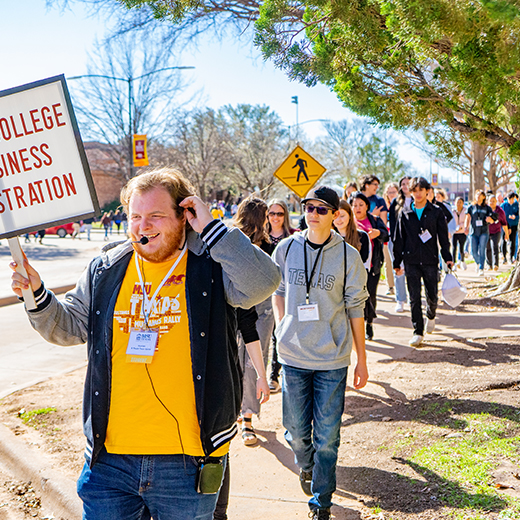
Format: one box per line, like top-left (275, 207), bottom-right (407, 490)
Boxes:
top-left (413, 204), bottom-right (432, 243)
top-left (126, 245), bottom-right (187, 363)
top-left (297, 239), bottom-right (326, 322)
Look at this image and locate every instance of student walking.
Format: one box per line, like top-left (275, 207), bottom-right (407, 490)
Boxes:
top-left (501, 192), bottom-right (519, 263)
top-left (464, 190), bottom-right (496, 276)
top-left (272, 186), bottom-right (368, 520)
top-left (486, 194), bottom-right (508, 270)
top-left (266, 199), bottom-right (298, 393)
top-left (350, 191), bottom-right (388, 340)
top-left (233, 198), bottom-right (276, 445)
top-left (333, 200), bottom-right (371, 269)
top-left (393, 177), bottom-right (453, 347)
top-left (388, 176), bottom-right (412, 312)
top-left (452, 197), bottom-right (468, 270)
top-left (382, 182), bottom-right (399, 296)
top-left (359, 174), bottom-right (388, 224)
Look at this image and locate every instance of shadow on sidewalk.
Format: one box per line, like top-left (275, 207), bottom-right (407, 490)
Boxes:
top-left (253, 428), bottom-right (299, 474)
top-left (0, 245), bottom-right (80, 262)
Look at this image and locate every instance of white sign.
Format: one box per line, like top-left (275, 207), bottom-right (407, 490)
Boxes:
top-left (0, 75), bottom-right (99, 239)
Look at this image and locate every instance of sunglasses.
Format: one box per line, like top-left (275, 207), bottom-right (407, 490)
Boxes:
top-left (303, 204), bottom-right (332, 215)
top-left (268, 211), bottom-right (285, 217)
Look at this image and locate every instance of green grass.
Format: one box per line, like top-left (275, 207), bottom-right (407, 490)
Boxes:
top-left (407, 413), bottom-right (520, 515)
top-left (19, 407), bottom-right (57, 429)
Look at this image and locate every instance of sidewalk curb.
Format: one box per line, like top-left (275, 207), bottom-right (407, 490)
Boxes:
top-left (0, 422), bottom-right (82, 519)
top-left (0, 284), bottom-right (76, 308)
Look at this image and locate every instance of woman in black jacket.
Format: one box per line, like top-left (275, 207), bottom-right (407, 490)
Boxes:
top-left (349, 192), bottom-right (389, 340)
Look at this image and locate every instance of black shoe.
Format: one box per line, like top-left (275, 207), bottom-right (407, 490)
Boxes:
top-left (299, 469), bottom-right (313, 496)
top-left (309, 509), bottom-right (331, 520)
top-left (365, 323), bottom-right (374, 340)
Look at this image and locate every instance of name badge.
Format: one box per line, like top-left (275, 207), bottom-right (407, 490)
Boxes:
top-left (298, 303), bottom-right (319, 322)
top-left (475, 219), bottom-right (483, 227)
top-left (419, 229), bottom-right (432, 243)
top-left (126, 328), bottom-right (159, 364)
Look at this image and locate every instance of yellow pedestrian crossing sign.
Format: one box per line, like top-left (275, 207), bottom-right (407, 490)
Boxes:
top-left (273, 145), bottom-right (326, 198)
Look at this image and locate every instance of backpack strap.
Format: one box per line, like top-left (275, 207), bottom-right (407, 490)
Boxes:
top-left (343, 240), bottom-right (347, 299)
top-left (285, 237), bottom-right (295, 261)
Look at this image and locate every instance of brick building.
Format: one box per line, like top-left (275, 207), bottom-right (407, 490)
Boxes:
top-left (84, 142), bottom-right (126, 209)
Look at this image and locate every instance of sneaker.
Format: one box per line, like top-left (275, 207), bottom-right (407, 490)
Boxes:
top-left (409, 334), bottom-right (424, 347)
top-left (478, 269), bottom-right (485, 277)
top-left (494, 266), bottom-right (499, 271)
top-left (386, 287), bottom-right (395, 295)
top-left (300, 469), bottom-right (313, 497)
top-left (461, 261), bottom-right (467, 270)
top-left (269, 380), bottom-right (281, 393)
top-left (395, 301), bottom-right (405, 313)
top-left (365, 323), bottom-right (374, 340)
top-left (309, 509), bottom-right (330, 520)
top-left (426, 318), bottom-right (435, 333)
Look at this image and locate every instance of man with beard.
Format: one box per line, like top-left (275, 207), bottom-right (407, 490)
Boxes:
top-left (10, 168), bottom-right (281, 520)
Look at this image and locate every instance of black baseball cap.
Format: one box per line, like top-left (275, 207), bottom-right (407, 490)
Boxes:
top-left (302, 186), bottom-right (340, 211)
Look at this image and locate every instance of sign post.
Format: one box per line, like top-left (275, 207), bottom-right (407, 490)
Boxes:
top-left (0, 74), bottom-right (100, 306)
top-left (273, 145), bottom-right (326, 198)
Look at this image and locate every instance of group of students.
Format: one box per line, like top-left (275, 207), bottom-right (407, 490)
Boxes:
top-left (452, 190), bottom-right (519, 275)
top-left (216, 175), bottom-right (459, 519)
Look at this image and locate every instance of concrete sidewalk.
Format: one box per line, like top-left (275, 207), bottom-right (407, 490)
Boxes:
top-left (223, 262), bottom-right (520, 520)
top-left (0, 248), bottom-right (518, 519)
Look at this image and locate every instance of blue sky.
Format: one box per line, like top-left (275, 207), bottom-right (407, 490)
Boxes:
top-left (1, 0), bottom-right (451, 178)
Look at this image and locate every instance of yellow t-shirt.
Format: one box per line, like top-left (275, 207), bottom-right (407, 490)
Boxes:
top-left (106, 252), bottom-right (228, 456)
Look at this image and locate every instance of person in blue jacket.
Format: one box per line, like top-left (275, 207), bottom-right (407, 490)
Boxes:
top-left (501, 192), bottom-right (519, 263)
top-left (464, 190), bottom-right (497, 275)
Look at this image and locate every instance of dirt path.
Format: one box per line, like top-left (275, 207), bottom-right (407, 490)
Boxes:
top-left (1, 334), bottom-right (520, 519)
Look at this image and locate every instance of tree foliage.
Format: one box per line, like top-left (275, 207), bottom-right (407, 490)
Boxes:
top-left (96, 0), bottom-right (520, 159)
top-left (255, 0), bottom-right (520, 156)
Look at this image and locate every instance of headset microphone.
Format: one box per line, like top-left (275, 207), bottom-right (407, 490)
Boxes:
top-left (132, 236), bottom-right (149, 245)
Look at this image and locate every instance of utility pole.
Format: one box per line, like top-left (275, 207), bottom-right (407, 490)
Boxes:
top-left (69, 66), bottom-right (194, 179)
top-left (291, 96), bottom-right (299, 142)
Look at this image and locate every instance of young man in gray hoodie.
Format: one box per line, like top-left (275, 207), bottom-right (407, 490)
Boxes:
top-left (272, 186), bottom-right (369, 520)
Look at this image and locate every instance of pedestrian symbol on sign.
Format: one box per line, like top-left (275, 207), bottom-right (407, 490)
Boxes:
top-left (293, 154), bottom-right (309, 182)
top-left (273, 145), bottom-right (326, 198)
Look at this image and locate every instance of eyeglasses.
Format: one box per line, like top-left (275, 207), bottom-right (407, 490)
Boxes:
top-left (268, 212), bottom-right (285, 217)
top-left (303, 204), bottom-right (332, 215)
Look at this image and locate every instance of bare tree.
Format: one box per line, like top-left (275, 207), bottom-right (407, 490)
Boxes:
top-left (152, 108), bottom-right (230, 200)
top-left (68, 32), bottom-right (191, 182)
top-left (222, 104), bottom-right (289, 197)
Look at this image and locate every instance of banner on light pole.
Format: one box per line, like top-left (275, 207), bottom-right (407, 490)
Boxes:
top-left (133, 134), bottom-right (149, 167)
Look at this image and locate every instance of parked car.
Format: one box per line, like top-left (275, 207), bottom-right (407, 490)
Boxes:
top-left (43, 223), bottom-right (75, 238)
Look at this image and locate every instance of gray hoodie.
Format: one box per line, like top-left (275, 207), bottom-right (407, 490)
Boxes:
top-left (273, 230), bottom-right (368, 370)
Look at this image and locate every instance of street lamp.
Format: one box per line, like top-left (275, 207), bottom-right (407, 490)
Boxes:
top-left (291, 96), bottom-right (299, 142)
top-left (68, 66), bottom-right (195, 178)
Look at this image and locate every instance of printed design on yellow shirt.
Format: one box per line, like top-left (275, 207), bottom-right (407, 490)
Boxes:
top-left (113, 275), bottom-right (186, 337)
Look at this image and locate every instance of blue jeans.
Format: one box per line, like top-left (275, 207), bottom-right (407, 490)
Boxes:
top-left (77, 449), bottom-right (223, 520)
top-left (471, 233), bottom-right (489, 270)
top-left (388, 240), bottom-right (407, 303)
top-left (282, 364), bottom-right (347, 510)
